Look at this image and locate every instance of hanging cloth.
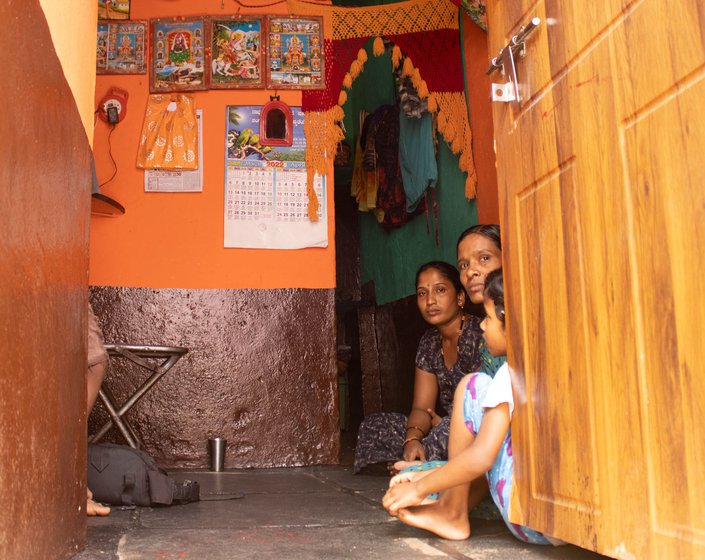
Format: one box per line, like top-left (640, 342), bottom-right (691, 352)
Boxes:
top-left (136, 94), bottom-right (198, 170)
top-left (350, 133), bottom-right (379, 211)
top-left (399, 111), bottom-right (437, 212)
top-left (370, 104), bottom-right (425, 229)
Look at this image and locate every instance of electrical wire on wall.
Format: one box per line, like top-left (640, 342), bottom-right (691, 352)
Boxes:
top-left (98, 123), bottom-right (118, 189)
top-left (94, 87), bottom-right (128, 189)
top-left (91, 104), bottom-right (125, 216)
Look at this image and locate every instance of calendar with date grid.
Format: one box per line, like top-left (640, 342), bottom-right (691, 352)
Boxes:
top-left (223, 104), bottom-right (327, 249)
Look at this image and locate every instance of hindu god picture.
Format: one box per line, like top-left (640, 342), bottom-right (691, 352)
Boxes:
top-left (96, 20), bottom-right (147, 74)
top-left (150, 18), bottom-right (208, 92)
top-left (267, 16), bottom-right (324, 90)
top-left (209, 16), bottom-right (264, 89)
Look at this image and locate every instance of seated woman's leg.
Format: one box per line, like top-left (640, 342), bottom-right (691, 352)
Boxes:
top-left (423, 415), bottom-right (451, 461)
top-left (392, 415), bottom-right (451, 473)
top-left (354, 412), bottom-right (407, 473)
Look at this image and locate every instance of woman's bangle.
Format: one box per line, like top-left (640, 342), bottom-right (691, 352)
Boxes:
top-left (406, 425), bottom-right (426, 436)
top-left (403, 436), bottom-right (423, 447)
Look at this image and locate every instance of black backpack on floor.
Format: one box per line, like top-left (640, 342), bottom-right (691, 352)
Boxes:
top-left (88, 443), bottom-right (200, 507)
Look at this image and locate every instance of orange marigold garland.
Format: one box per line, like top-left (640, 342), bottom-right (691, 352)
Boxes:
top-left (298, 0), bottom-right (479, 219)
top-left (349, 59), bottom-right (363, 79)
top-left (427, 93), bottom-right (438, 113)
top-left (434, 92), bottom-right (477, 197)
top-left (304, 106), bottom-right (346, 221)
top-left (391, 45), bottom-right (403, 68)
top-left (401, 57), bottom-right (414, 77)
top-left (373, 36), bottom-right (385, 56)
top-left (342, 72), bottom-right (353, 89)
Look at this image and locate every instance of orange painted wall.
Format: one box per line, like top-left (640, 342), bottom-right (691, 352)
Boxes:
top-left (462, 13), bottom-right (499, 224)
top-left (91, 0), bottom-right (335, 289)
top-left (40, 0), bottom-right (97, 144)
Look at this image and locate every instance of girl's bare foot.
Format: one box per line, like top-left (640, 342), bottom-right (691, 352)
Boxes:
top-left (87, 488), bottom-right (110, 516)
top-left (398, 501), bottom-right (470, 540)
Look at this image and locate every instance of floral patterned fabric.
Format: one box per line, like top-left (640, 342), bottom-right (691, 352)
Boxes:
top-left (463, 367), bottom-right (554, 544)
top-left (479, 342), bottom-right (506, 377)
top-left (354, 316), bottom-right (484, 473)
top-left (136, 94), bottom-right (198, 170)
top-left (353, 412), bottom-right (451, 473)
top-left (415, 315), bottom-right (483, 413)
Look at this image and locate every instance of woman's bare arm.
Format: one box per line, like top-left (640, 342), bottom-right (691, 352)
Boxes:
top-left (403, 368), bottom-right (439, 461)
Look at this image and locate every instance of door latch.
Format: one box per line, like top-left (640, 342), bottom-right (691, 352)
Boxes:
top-left (487, 17), bottom-right (541, 103)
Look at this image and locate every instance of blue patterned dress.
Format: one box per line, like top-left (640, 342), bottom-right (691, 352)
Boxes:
top-left (463, 365), bottom-right (555, 544)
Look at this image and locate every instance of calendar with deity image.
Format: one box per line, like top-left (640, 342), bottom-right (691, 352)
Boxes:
top-left (224, 105), bottom-right (327, 249)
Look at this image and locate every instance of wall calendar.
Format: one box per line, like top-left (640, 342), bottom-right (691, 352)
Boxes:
top-left (224, 105), bottom-right (327, 249)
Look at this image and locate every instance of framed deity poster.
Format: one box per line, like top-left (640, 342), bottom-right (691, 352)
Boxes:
top-left (150, 17), bottom-right (208, 93)
top-left (208, 16), bottom-right (265, 89)
top-left (96, 20), bottom-right (147, 74)
top-left (266, 16), bottom-right (325, 90)
top-left (98, 0), bottom-right (130, 20)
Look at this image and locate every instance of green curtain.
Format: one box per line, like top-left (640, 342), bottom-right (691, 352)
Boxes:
top-left (340, 40), bottom-right (477, 305)
top-left (359, 141), bottom-right (477, 304)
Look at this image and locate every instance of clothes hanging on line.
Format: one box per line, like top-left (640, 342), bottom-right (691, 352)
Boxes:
top-left (352, 104), bottom-right (425, 229)
top-left (351, 110), bottom-right (379, 212)
top-left (399, 111), bottom-right (437, 212)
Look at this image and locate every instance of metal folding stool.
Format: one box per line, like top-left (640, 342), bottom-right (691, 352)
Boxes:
top-left (89, 344), bottom-right (188, 449)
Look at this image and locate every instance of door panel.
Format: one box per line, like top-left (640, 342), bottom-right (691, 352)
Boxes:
top-left (512, 160), bottom-right (604, 545)
top-left (623, 74), bottom-right (705, 553)
top-left (488, 0), bottom-right (705, 557)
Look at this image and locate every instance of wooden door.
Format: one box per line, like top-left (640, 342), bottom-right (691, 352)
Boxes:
top-left (486, 1), bottom-right (705, 557)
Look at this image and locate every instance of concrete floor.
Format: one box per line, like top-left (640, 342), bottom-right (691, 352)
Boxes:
top-left (75, 467), bottom-right (610, 560)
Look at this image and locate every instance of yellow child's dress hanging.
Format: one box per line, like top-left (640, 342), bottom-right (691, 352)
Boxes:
top-left (136, 94), bottom-right (198, 170)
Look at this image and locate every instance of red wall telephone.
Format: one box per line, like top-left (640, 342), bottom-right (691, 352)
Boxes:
top-left (98, 87), bottom-right (129, 124)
